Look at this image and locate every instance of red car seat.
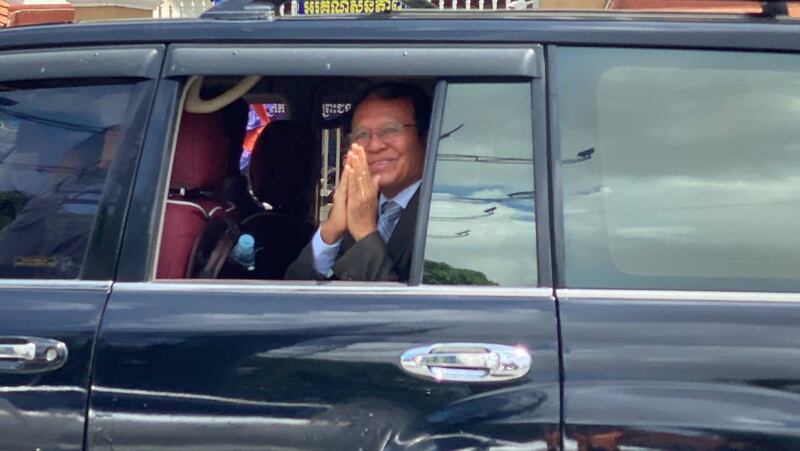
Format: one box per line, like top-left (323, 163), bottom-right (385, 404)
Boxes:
top-left (156, 112), bottom-right (232, 278)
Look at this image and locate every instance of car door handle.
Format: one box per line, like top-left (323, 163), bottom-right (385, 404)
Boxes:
top-left (400, 343), bottom-right (531, 383)
top-left (0, 337), bottom-right (68, 374)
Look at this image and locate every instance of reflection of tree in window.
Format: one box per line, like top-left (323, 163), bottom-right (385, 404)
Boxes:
top-left (423, 260), bottom-right (498, 286)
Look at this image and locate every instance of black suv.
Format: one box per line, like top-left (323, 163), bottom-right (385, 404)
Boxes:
top-left (1, 2), bottom-right (800, 449)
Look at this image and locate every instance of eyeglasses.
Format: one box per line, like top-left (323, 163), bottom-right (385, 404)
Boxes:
top-left (349, 123), bottom-right (416, 146)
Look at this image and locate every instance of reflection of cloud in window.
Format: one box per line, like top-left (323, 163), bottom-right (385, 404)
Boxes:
top-left (0, 85), bottom-right (132, 195)
top-left (432, 186), bottom-right (534, 214)
top-left (611, 226), bottom-right (696, 241)
top-left (430, 206), bottom-right (496, 221)
top-left (434, 158), bottom-right (533, 192)
top-left (597, 64), bottom-right (800, 181)
top-left (428, 83), bottom-right (536, 286)
top-left (574, 175), bottom-right (800, 215)
top-left (438, 152), bottom-right (532, 165)
top-left (10, 87), bottom-right (131, 130)
top-left (437, 84), bottom-right (534, 192)
top-left (512, 211), bottom-right (535, 222)
top-left (427, 193), bottom-right (536, 287)
top-left (460, 187), bottom-right (505, 200)
top-left (566, 174), bottom-right (800, 280)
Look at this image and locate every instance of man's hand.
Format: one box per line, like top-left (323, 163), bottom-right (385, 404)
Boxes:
top-left (346, 144), bottom-right (380, 241)
top-left (319, 157), bottom-right (350, 244)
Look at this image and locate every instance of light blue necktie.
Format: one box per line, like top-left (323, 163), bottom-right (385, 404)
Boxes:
top-left (377, 201), bottom-right (403, 243)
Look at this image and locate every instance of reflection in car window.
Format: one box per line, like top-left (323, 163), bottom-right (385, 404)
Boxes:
top-left (423, 83), bottom-right (536, 286)
top-left (0, 82), bottom-right (133, 279)
top-left (558, 47), bottom-right (800, 292)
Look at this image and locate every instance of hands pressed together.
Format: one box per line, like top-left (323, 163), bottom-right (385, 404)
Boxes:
top-left (320, 144), bottom-right (381, 244)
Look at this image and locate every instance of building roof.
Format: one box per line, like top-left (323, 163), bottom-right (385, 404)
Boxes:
top-left (0, 0), bottom-right (9, 26)
top-left (2, 1), bottom-right (75, 27)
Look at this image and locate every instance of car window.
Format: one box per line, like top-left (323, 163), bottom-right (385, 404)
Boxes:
top-left (157, 77), bottom-right (540, 285)
top-left (422, 82), bottom-right (537, 287)
top-left (0, 81), bottom-right (134, 279)
top-left (558, 47), bottom-right (800, 292)
top-left (158, 76), bottom-right (432, 282)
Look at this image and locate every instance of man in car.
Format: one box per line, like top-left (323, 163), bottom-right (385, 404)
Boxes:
top-left (286, 82), bottom-right (431, 282)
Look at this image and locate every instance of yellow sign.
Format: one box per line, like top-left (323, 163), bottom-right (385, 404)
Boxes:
top-left (300, 0), bottom-right (403, 14)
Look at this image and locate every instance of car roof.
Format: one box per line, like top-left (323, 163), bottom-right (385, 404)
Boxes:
top-left (2, 12), bottom-right (800, 52)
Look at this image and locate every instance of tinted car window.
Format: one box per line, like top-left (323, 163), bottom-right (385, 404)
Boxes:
top-left (0, 82), bottom-right (134, 279)
top-left (558, 47), bottom-right (800, 292)
top-left (423, 82), bottom-right (537, 286)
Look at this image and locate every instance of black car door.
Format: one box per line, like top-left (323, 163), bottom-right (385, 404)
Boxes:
top-left (88, 44), bottom-right (562, 449)
top-left (552, 45), bottom-right (800, 449)
top-left (0, 45), bottom-right (163, 450)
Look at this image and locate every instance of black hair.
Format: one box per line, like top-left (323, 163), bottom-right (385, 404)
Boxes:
top-left (349, 82), bottom-right (432, 139)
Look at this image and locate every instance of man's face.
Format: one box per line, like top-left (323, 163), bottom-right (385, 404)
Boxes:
top-left (350, 96), bottom-right (425, 198)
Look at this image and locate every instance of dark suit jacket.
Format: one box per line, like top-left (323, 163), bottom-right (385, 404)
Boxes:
top-left (285, 190), bottom-right (419, 282)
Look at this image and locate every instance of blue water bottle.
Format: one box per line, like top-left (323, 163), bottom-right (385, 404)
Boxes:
top-left (230, 234), bottom-right (256, 271)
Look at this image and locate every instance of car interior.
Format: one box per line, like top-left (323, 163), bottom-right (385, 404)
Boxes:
top-left (155, 75), bottom-right (435, 281)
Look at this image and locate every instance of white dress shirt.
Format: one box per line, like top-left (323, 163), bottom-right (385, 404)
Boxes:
top-left (311, 180), bottom-right (421, 276)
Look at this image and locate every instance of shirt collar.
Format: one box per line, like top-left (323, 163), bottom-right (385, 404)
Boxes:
top-left (379, 180), bottom-right (421, 210)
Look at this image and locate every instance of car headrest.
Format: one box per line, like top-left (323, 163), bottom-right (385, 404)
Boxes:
top-left (171, 112), bottom-right (230, 191)
top-left (247, 121), bottom-right (317, 217)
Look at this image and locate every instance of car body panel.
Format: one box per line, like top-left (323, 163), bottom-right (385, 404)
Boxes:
top-left (559, 292), bottom-right (800, 449)
top-left (0, 282), bottom-right (108, 451)
top-left (0, 45), bottom-right (163, 450)
top-left (1, 9), bottom-right (799, 451)
top-left (88, 284), bottom-right (561, 450)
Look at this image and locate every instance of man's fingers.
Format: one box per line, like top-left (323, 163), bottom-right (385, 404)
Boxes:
top-left (350, 144), bottom-right (371, 178)
top-left (335, 165), bottom-right (348, 196)
top-left (347, 163), bottom-right (359, 202)
top-left (342, 145), bottom-right (379, 241)
top-left (351, 143), bottom-right (365, 159)
top-left (338, 164), bottom-right (350, 200)
top-left (322, 160), bottom-right (350, 243)
top-left (355, 145), bottom-right (377, 195)
top-left (372, 174), bottom-right (381, 190)
top-left (348, 153), bottom-right (366, 200)
top-left (357, 146), bottom-right (370, 177)
top-left (354, 143), bottom-right (366, 161)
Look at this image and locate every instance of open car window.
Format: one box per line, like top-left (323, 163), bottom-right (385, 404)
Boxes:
top-left (154, 75), bottom-right (538, 287)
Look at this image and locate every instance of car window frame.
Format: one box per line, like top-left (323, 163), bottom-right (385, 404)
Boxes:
top-left (129, 44), bottom-right (552, 289)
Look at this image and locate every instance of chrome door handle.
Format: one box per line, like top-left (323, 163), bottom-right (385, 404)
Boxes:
top-left (0, 337), bottom-right (68, 374)
top-left (400, 343), bottom-right (531, 383)
top-left (0, 343), bottom-right (36, 360)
